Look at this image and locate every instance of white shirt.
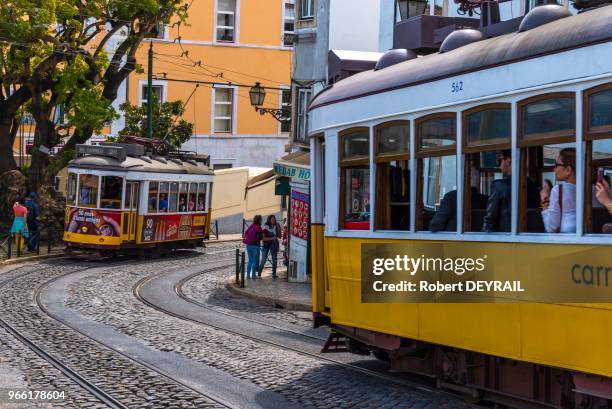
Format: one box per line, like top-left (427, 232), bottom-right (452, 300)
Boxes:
top-left (542, 182), bottom-right (576, 233)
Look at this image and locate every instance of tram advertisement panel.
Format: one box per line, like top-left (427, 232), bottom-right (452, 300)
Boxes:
top-left (65, 208), bottom-right (121, 237)
top-left (141, 214), bottom-right (206, 242)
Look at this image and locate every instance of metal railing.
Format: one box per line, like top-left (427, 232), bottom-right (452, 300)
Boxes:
top-left (208, 220), bottom-right (219, 240)
top-left (0, 226), bottom-right (64, 260)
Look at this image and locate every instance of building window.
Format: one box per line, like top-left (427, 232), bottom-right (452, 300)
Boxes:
top-left (213, 163), bottom-right (233, 170)
top-left (415, 113), bottom-right (457, 232)
top-left (216, 0), bottom-right (236, 42)
top-left (280, 89), bottom-right (292, 133)
top-left (374, 122), bottom-right (410, 231)
top-left (296, 88), bottom-right (311, 142)
top-left (299, 0), bottom-right (314, 20)
top-left (213, 87), bottom-right (234, 133)
top-left (339, 128), bottom-right (370, 230)
top-left (153, 22), bottom-right (167, 39)
top-left (396, 0), bottom-right (442, 20)
top-left (140, 84), bottom-right (164, 106)
top-left (283, 1), bottom-right (295, 46)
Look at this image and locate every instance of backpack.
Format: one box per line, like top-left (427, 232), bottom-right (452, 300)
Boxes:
top-left (25, 201), bottom-right (38, 223)
top-left (243, 224), bottom-right (259, 245)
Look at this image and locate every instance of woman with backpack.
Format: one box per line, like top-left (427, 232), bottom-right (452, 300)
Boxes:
top-left (243, 215), bottom-right (263, 279)
top-left (259, 215), bottom-right (281, 278)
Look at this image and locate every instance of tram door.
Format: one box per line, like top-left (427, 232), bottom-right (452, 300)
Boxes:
top-left (125, 182), bottom-right (140, 242)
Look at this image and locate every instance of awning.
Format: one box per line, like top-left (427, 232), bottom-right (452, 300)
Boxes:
top-left (273, 151), bottom-right (310, 181)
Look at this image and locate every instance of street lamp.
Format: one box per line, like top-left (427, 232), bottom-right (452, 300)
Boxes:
top-left (249, 82), bottom-right (290, 123)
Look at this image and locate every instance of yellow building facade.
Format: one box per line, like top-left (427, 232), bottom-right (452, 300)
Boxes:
top-left (101, 0), bottom-right (295, 169)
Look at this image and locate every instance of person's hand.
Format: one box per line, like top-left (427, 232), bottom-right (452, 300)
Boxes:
top-left (102, 215), bottom-right (121, 235)
top-left (595, 179), bottom-right (612, 208)
top-left (540, 186), bottom-right (551, 209)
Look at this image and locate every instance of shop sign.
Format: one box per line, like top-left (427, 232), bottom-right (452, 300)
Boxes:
top-left (274, 163), bottom-right (310, 181)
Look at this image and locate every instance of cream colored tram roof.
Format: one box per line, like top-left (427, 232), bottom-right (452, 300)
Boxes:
top-left (68, 155), bottom-right (213, 175)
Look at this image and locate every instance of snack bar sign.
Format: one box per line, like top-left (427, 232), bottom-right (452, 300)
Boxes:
top-left (274, 163), bottom-right (310, 181)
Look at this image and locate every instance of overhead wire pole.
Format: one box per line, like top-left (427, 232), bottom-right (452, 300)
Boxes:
top-left (147, 41), bottom-right (154, 138)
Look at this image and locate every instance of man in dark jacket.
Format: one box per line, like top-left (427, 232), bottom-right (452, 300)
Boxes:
top-left (430, 168), bottom-right (488, 232)
top-left (482, 150), bottom-right (541, 232)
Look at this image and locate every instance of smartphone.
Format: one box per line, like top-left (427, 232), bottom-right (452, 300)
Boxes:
top-left (597, 168), bottom-right (604, 184)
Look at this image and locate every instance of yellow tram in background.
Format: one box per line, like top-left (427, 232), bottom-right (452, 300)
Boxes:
top-left (64, 143), bottom-right (213, 257)
top-left (308, 5), bottom-right (612, 408)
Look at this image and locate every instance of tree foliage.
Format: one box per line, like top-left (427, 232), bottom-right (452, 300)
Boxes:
top-left (118, 95), bottom-right (193, 150)
top-left (0, 0), bottom-right (189, 190)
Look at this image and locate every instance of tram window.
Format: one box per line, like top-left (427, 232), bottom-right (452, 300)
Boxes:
top-left (586, 139), bottom-right (612, 234)
top-left (179, 182), bottom-right (189, 212)
top-left (520, 95), bottom-right (575, 141)
top-left (463, 104), bottom-right (510, 232)
top-left (374, 122), bottom-right (410, 231)
top-left (159, 182), bottom-right (169, 212)
top-left (189, 183), bottom-right (197, 212)
top-left (587, 88), bottom-right (612, 133)
top-left (67, 173), bottom-right (77, 206)
top-left (416, 114), bottom-right (456, 232)
top-left (197, 183), bottom-right (207, 211)
top-left (100, 176), bottom-right (123, 209)
top-left (169, 182), bottom-right (179, 213)
top-left (78, 174), bottom-right (99, 208)
top-left (148, 182), bottom-right (159, 213)
top-left (339, 128), bottom-right (370, 230)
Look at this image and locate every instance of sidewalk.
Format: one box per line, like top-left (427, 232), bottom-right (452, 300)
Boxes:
top-left (226, 266), bottom-right (312, 311)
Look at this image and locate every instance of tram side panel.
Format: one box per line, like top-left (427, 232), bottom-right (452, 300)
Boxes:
top-left (136, 212), bottom-right (209, 245)
top-left (64, 207), bottom-right (124, 249)
top-left (322, 236), bottom-right (612, 379)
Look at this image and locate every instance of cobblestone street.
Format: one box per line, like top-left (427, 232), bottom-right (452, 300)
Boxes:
top-left (0, 243), bottom-right (479, 408)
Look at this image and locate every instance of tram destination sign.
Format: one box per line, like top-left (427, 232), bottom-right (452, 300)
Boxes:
top-left (76, 144), bottom-right (126, 161)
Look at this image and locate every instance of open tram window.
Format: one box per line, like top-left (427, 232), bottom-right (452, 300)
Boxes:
top-left (78, 174), bottom-right (99, 208)
top-left (584, 83), bottom-right (612, 234)
top-left (100, 176), bottom-right (123, 209)
top-left (169, 182), bottom-right (179, 213)
top-left (197, 183), bottom-right (207, 211)
top-left (518, 93), bottom-right (576, 233)
top-left (462, 104), bottom-right (511, 232)
top-left (374, 121), bottom-right (410, 230)
top-left (148, 182), bottom-right (159, 213)
top-left (67, 173), bottom-right (77, 206)
top-left (339, 128), bottom-right (370, 230)
top-left (159, 182), bottom-right (169, 212)
top-left (189, 183), bottom-right (197, 212)
top-left (415, 113), bottom-right (457, 232)
top-left (179, 182), bottom-right (189, 212)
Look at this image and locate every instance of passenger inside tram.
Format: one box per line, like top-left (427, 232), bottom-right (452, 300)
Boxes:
top-left (540, 148), bottom-right (578, 233)
top-left (159, 194), bottom-right (169, 212)
top-left (430, 167), bottom-right (487, 232)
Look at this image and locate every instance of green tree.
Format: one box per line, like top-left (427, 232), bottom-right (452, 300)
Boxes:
top-left (0, 0), bottom-right (189, 190)
top-left (118, 95), bottom-right (193, 150)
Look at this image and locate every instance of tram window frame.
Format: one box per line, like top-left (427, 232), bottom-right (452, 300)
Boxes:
top-left (517, 92), bottom-right (576, 146)
top-left (169, 182), bottom-right (179, 213)
top-left (188, 183), bottom-right (197, 212)
top-left (100, 176), bottom-right (123, 210)
top-left (77, 174), bottom-right (99, 208)
top-left (67, 173), bottom-right (78, 206)
top-left (517, 93), bottom-right (576, 233)
top-left (179, 182), bottom-right (189, 212)
top-left (148, 182), bottom-right (159, 213)
top-left (462, 103), bottom-right (511, 232)
top-left (415, 113), bottom-right (457, 232)
top-left (339, 127), bottom-right (371, 230)
top-left (374, 121), bottom-right (411, 231)
top-left (159, 182), bottom-right (169, 212)
top-left (583, 83), bottom-right (612, 234)
top-left (197, 183), bottom-right (207, 212)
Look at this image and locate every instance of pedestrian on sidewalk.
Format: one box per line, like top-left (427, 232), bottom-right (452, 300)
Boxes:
top-left (24, 192), bottom-right (40, 252)
top-left (243, 215), bottom-right (263, 279)
top-left (259, 215), bottom-right (281, 278)
top-left (10, 198), bottom-right (29, 253)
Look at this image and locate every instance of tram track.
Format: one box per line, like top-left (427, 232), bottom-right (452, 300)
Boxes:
top-left (133, 262), bottom-right (456, 399)
top-left (0, 254), bottom-right (238, 408)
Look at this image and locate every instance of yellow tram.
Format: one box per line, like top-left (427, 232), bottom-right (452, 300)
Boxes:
top-left (63, 143), bottom-right (214, 257)
top-left (308, 5), bottom-right (612, 408)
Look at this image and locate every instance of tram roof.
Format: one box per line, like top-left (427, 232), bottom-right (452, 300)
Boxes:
top-left (309, 5), bottom-right (612, 111)
top-left (68, 155), bottom-right (213, 175)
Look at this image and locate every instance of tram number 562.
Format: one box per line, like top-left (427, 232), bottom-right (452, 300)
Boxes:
top-left (451, 81), bottom-right (464, 93)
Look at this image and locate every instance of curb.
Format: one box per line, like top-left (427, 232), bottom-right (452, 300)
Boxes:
top-left (207, 238), bottom-right (243, 244)
top-left (1, 252), bottom-right (66, 266)
top-left (225, 282), bottom-right (312, 312)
